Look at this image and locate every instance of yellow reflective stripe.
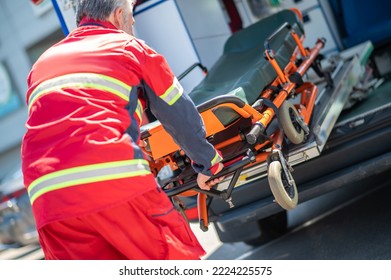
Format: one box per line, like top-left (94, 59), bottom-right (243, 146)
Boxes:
top-left (28, 73), bottom-right (132, 111)
top-left (160, 77), bottom-right (183, 106)
top-left (211, 151), bottom-right (223, 166)
top-left (28, 159), bottom-right (151, 205)
top-left (135, 99), bottom-right (143, 123)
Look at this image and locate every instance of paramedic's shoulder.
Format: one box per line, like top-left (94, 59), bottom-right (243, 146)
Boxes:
top-left (124, 38), bottom-right (222, 176)
top-left (123, 37), bottom-right (155, 61)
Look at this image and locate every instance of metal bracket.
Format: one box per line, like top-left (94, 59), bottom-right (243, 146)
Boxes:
top-left (270, 149), bottom-right (295, 187)
top-left (296, 115), bottom-right (310, 135)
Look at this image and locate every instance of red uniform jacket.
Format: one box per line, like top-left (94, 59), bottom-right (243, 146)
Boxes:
top-left (22, 18), bottom-right (221, 229)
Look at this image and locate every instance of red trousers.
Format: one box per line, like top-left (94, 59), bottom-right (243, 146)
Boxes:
top-left (38, 188), bottom-right (206, 260)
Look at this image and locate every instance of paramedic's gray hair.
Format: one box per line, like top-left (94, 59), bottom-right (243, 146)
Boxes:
top-left (75, 0), bottom-right (127, 26)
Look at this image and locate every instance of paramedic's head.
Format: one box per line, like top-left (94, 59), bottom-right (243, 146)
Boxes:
top-left (76, 0), bottom-right (136, 36)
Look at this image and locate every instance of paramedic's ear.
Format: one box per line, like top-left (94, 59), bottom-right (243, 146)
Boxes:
top-left (110, 6), bottom-right (125, 29)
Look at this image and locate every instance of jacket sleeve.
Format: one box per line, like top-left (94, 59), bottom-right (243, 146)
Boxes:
top-left (136, 41), bottom-right (222, 176)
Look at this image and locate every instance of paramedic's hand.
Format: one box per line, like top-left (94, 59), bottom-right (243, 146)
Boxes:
top-left (138, 140), bottom-right (147, 148)
top-left (197, 162), bottom-right (225, 190)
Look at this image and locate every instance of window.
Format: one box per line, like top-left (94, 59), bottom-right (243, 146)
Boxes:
top-left (0, 62), bottom-right (21, 119)
top-left (26, 29), bottom-right (65, 64)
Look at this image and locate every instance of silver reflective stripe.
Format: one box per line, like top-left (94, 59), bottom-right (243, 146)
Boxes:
top-left (28, 73), bottom-right (132, 110)
top-left (28, 159), bottom-right (151, 204)
top-left (135, 99), bottom-right (143, 122)
top-left (211, 151), bottom-right (223, 166)
top-left (160, 77), bottom-right (183, 106)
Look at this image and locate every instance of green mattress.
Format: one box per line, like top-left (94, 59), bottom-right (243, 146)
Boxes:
top-left (189, 9), bottom-right (304, 108)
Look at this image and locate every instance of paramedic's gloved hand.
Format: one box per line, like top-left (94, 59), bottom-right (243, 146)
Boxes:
top-left (197, 162), bottom-right (225, 190)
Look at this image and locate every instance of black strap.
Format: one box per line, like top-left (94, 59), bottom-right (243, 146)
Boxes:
top-left (265, 85), bottom-right (281, 95)
top-left (289, 72), bottom-right (304, 87)
top-left (260, 97), bottom-right (280, 124)
top-left (79, 22), bottom-right (106, 28)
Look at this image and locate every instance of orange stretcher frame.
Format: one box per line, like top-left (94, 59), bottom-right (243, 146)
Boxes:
top-left (140, 9), bottom-right (326, 231)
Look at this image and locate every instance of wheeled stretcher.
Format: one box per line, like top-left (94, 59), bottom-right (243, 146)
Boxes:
top-left (140, 8), bottom-right (328, 230)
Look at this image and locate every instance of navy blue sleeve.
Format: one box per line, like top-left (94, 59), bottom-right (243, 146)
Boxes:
top-left (143, 81), bottom-right (221, 176)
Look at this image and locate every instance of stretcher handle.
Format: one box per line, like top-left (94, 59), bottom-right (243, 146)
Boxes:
top-left (164, 150), bottom-right (255, 197)
top-left (246, 98), bottom-right (280, 145)
top-left (246, 123), bottom-right (265, 145)
top-left (264, 22), bottom-right (292, 53)
top-left (177, 62), bottom-right (208, 81)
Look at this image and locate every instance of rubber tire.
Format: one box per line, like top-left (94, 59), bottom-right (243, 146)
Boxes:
top-left (279, 101), bottom-right (305, 144)
top-left (268, 161), bottom-right (298, 210)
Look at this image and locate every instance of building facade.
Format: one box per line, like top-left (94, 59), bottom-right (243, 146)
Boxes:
top-left (0, 0), bottom-right (64, 178)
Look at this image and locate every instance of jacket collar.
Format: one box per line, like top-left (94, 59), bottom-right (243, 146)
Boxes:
top-left (79, 17), bottom-right (118, 30)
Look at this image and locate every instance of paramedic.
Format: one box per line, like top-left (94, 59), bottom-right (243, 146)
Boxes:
top-left (21, 0), bottom-right (224, 260)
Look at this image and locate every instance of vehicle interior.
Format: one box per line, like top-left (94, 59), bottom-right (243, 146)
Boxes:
top-left (140, 1), bottom-right (391, 244)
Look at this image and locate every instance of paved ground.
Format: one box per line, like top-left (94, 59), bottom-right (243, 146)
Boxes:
top-left (241, 180), bottom-right (391, 260)
top-left (2, 174), bottom-right (391, 260)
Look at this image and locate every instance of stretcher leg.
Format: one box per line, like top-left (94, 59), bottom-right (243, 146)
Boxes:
top-left (267, 130), bottom-right (298, 210)
top-left (197, 193), bottom-right (209, 232)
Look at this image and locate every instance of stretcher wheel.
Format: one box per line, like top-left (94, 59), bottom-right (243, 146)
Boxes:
top-left (279, 101), bottom-right (305, 144)
top-left (268, 161), bottom-right (298, 210)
